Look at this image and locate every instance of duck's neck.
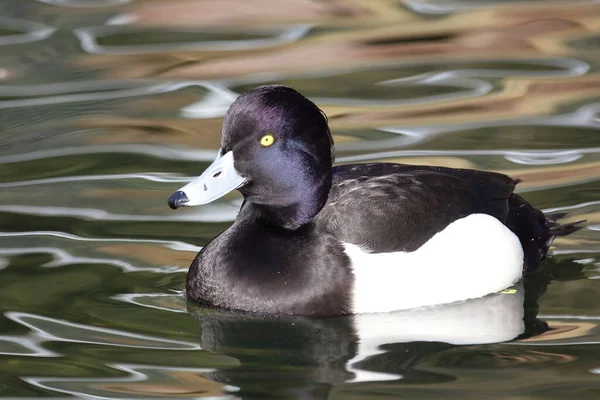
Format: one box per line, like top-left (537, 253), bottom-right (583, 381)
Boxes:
top-left (249, 173), bottom-right (332, 230)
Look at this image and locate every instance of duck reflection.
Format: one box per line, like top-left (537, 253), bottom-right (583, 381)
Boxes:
top-left (187, 257), bottom-right (580, 399)
top-left (188, 290), bottom-right (518, 398)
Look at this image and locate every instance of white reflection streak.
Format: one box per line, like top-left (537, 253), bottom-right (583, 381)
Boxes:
top-left (181, 84), bottom-right (239, 119)
top-left (0, 173), bottom-right (190, 189)
top-left (382, 58), bottom-right (590, 80)
top-left (0, 79), bottom-right (209, 96)
top-left (0, 17), bottom-right (56, 46)
top-left (23, 364), bottom-right (228, 400)
top-left (0, 144), bottom-right (215, 163)
top-left (37, 0), bottom-right (134, 7)
top-left (0, 83), bottom-right (178, 109)
top-left (404, 0), bottom-right (600, 15)
top-left (0, 79), bottom-right (237, 118)
top-left (317, 76), bottom-right (492, 107)
top-left (6, 312), bottom-right (202, 350)
top-left (74, 24), bottom-right (311, 55)
top-left (0, 80), bottom-right (235, 110)
top-left (505, 153), bottom-right (582, 165)
top-left (510, 341), bottom-right (600, 347)
top-left (373, 102), bottom-right (600, 165)
top-left (337, 147), bottom-right (599, 163)
top-left (114, 293), bottom-right (187, 313)
top-left (0, 204), bottom-right (239, 223)
top-left (0, 334), bottom-right (57, 357)
top-left (552, 250), bottom-right (599, 256)
top-left (0, 246), bottom-right (183, 273)
top-left (311, 58), bottom-right (588, 107)
top-left (0, 231), bottom-right (201, 252)
top-left (543, 200), bottom-right (600, 214)
top-left (106, 13), bottom-right (138, 26)
top-left (539, 315), bottom-right (600, 320)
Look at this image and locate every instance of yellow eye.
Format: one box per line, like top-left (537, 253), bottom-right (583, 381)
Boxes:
top-left (260, 134), bottom-right (275, 147)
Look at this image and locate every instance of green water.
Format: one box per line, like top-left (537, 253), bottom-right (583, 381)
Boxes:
top-left (0, 0), bottom-right (599, 398)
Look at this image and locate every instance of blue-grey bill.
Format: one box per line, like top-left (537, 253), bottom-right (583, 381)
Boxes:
top-left (168, 150), bottom-right (246, 209)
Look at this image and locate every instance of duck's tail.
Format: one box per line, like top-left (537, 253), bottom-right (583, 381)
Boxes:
top-left (506, 193), bottom-right (585, 272)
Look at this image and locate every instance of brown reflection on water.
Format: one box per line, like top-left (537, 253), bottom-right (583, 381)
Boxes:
top-left (491, 349), bottom-right (577, 367)
top-left (90, 369), bottom-right (225, 399)
top-left (83, 117), bottom-right (362, 148)
top-left (501, 162), bottom-right (600, 191)
top-left (84, 117), bottom-right (224, 148)
top-left (521, 321), bottom-right (597, 342)
top-left (118, 0), bottom-right (364, 26)
top-left (75, 1), bottom-right (600, 81)
top-left (98, 243), bottom-right (193, 268)
top-left (326, 75), bottom-right (600, 129)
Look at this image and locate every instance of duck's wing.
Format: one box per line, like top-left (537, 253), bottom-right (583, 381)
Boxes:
top-left (316, 163), bottom-right (518, 253)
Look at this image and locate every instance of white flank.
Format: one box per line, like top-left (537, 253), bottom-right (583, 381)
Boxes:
top-left (346, 213), bottom-right (524, 314)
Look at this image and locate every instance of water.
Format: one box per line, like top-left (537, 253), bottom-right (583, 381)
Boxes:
top-left (1, 0), bottom-right (599, 398)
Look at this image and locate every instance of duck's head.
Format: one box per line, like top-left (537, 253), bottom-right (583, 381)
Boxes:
top-left (168, 85), bottom-right (334, 228)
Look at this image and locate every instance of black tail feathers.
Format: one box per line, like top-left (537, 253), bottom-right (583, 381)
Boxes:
top-left (506, 194), bottom-right (585, 272)
top-left (545, 213), bottom-right (586, 238)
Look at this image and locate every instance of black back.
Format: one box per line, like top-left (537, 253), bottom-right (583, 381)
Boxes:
top-left (317, 163), bottom-right (518, 253)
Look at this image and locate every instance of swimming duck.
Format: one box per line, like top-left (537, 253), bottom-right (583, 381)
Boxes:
top-left (168, 85), bottom-right (581, 316)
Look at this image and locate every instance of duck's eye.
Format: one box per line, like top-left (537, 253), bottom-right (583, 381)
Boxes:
top-left (260, 134), bottom-right (275, 147)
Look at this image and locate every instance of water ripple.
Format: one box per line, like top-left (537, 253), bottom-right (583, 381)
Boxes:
top-left (4, 312), bottom-right (201, 351)
top-left (74, 24), bottom-right (311, 55)
top-left (404, 0), bottom-right (600, 15)
top-left (0, 245), bottom-right (180, 272)
top-left (347, 285), bottom-right (525, 382)
top-left (0, 204), bottom-right (239, 223)
top-left (0, 173), bottom-right (190, 189)
top-left (0, 230), bottom-right (200, 252)
top-left (38, 0), bottom-right (134, 7)
top-left (113, 293), bottom-right (187, 314)
top-left (23, 363), bottom-right (228, 399)
top-left (0, 231), bottom-right (199, 272)
top-left (337, 148), bottom-right (599, 165)
top-left (0, 1), bottom-right (599, 398)
top-left (0, 80), bottom-right (234, 111)
top-left (0, 145), bottom-right (214, 163)
top-left (0, 17), bottom-right (55, 46)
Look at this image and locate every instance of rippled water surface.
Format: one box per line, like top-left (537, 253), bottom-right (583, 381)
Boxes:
top-left (1, 0), bottom-right (600, 399)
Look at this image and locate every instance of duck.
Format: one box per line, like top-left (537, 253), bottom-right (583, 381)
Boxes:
top-left (168, 84), bottom-right (582, 317)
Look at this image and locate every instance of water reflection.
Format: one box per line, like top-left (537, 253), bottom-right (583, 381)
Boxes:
top-left (37, 0), bottom-right (134, 6)
top-left (0, 230), bottom-right (198, 271)
top-left (178, 257), bottom-right (593, 399)
top-left (0, 0), bottom-right (599, 398)
top-left (0, 255), bottom-right (589, 399)
top-left (0, 17), bottom-right (55, 46)
top-left (0, 80), bottom-right (233, 112)
top-left (404, 0), bottom-right (581, 14)
top-left (182, 258), bottom-right (563, 398)
top-left (74, 25), bottom-right (311, 54)
top-left (5, 312), bottom-right (201, 350)
top-left (114, 292), bottom-right (188, 313)
top-left (24, 364), bottom-right (227, 399)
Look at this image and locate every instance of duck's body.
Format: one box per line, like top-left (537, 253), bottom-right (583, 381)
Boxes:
top-left (169, 85), bottom-right (581, 316)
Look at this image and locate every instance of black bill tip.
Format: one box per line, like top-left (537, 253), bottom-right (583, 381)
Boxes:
top-left (168, 190), bottom-right (189, 209)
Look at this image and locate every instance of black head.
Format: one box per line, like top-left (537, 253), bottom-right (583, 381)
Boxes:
top-left (222, 85), bottom-right (334, 228)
